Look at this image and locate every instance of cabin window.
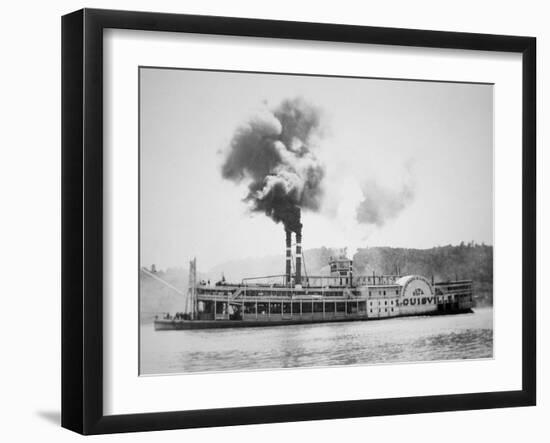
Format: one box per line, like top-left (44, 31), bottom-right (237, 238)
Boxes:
top-left (383, 290), bottom-right (386, 296)
top-left (395, 290), bottom-right (399, 295)
top-left (385, 301), bottom-right (387, 305)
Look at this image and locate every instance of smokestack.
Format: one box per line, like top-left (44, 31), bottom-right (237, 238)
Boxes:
top-left (295, 225), bottom-right (302, 286)
top-left (285, 229), bottom-right (292, 285)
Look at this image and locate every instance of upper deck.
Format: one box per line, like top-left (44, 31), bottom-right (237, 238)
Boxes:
top-left (196, 274), bottom-right (472, 301)
top-left (207, 273), bottom-right (401, 288)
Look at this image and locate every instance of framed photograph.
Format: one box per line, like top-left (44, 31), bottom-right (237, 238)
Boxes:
top-left (61, 8), bottom-right (536, 434)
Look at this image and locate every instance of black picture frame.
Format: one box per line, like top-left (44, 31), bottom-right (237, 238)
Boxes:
top-left (61, 8), bottom-right (536, 435)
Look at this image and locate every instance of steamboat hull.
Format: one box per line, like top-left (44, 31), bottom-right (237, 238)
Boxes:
top-left (154, 308), bottom-right (474, 330)
top-left (147, 251), bottom-right (475, 332)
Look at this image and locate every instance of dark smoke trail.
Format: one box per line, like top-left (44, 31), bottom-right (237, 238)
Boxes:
top-left (221, 98), bottom-right (325, 232)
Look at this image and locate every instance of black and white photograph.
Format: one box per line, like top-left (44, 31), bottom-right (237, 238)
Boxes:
top-left (139, 67), bottom-right (494, 375)
top-left (0, 0), bottom-right (544, 439)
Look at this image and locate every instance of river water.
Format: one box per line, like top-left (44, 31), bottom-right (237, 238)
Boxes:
top-left (140, 307), bottom-right (493, 375)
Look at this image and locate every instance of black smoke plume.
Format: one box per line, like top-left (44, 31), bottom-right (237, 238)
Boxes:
top-left (221, 98), bottom-right (325, 232)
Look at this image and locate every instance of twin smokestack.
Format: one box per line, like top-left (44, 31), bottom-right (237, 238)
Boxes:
top-left (285, 226), bottom-right (302, 286)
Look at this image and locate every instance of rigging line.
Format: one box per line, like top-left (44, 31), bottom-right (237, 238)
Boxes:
top-left (141, 268), bottom-right (186, 296)
top-left (302, 249), bottom-right (308, 280)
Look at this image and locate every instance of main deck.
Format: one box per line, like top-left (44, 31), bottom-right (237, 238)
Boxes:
top-left (154, 278), bottom-right (473, 329)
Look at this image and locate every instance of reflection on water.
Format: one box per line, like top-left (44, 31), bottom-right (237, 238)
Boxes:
top-left (140, 307), bottom-right (493, 375)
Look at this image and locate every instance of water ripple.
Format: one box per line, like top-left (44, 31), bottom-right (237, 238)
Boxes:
top-left (141, 308), bottom-right (493, 374)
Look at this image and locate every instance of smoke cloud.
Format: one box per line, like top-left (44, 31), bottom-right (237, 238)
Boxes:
top-left (356, 180), bottom-right (415, 226)
top-left (221, 98), bottom-right (325, 232)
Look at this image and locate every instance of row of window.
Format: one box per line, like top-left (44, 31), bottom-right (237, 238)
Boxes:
top-left (369, 308), bottom-right (395, 313)
top-left (369, 300), bottom-right (395, 306)
top-left (436, 284), bottom-right (472, 291)
top-left (368, 289), bottom-right (400, 297)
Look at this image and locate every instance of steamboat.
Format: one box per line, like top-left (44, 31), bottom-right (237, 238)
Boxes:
top-left (151, 227), bottom-right (473, 331)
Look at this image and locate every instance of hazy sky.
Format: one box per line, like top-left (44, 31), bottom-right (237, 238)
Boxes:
top-left (140, 68), bottom-right (493, 270)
